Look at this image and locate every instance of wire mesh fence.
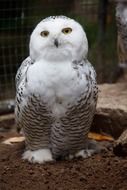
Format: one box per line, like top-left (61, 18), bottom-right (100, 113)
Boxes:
top-left (0, 0), bottom-right (117, 105)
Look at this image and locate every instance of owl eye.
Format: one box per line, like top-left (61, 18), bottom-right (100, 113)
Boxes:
top-left (40, 31), bottom-right (49, 37)
top-left (62, 27), bottom-right (72, 34)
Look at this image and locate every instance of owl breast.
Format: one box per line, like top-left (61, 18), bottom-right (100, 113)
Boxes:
top-left (26, 59), bottom-right (89, 116)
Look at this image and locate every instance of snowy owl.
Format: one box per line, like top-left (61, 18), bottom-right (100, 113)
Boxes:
top-left (15, 16), bottom-right (98, 163)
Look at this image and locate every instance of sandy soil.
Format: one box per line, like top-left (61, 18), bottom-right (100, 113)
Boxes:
top-left (0, 140), bottom-right (127, 190)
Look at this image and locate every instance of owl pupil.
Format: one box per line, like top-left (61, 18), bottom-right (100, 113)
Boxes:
top-left (40, 31), bottom-right (49, 37)
top-left (62, 27), bottom-right (72, 34)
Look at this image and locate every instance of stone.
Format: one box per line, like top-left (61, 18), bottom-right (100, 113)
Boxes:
top-left (113, 129), bottom-right (127, 157)
top-left (92, 82), bottom-right (127, 139)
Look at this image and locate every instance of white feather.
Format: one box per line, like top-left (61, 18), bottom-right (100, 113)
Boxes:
top-left (26, 59), bottom-right (91, 117)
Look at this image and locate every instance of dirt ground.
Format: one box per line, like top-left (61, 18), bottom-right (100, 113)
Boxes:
top-left (0, 138), bottom-right (127, 190)
top-left (0, 115), bottom-right (127, 190)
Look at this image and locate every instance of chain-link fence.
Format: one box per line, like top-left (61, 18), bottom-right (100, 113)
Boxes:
top-left (0, 0), bottom-right (117, 110)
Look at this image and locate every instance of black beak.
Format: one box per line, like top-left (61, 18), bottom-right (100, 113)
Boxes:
top-left (54, 39), bottom-right (59, 48)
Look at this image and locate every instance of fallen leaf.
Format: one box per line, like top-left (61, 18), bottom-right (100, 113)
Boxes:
top-left (2, 132), bottom-right (114, 145)
top-left (2, 136), bottom-right (25, 145)
top-left (88, 132), bottom-right (114, 141)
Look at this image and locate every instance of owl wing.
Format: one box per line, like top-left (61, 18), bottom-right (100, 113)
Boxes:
top-left (15, 57), bottom-right (34, 133)
top-left (78, 59), bottom-right (98, 114)
top-left (84, 59), bottom-right (97, 80)
top-left (15, 57), bottom-right (34, 90)
top-left (51, 59), bottom-right (98, 158)
top-left (74, 59), bottom-right (97, 81)
top-left (83, 59), bottom-right (98, 103)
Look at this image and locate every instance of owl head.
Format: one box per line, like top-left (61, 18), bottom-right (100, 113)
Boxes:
top-left (30, 16), bottom-right (88, 62)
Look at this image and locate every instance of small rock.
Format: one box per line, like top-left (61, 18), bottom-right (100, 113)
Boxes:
top-left (92, 83), bottom-right (127, 138)
top-left (113, 129), bottom-right (127, 157)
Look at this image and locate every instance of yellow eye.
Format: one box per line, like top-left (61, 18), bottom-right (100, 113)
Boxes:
top-left (40, 31), bottom-right (49, 37)
top-left (62, 27), bottom-right (72, 34)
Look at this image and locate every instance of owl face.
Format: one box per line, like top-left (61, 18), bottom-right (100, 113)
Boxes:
top-left (30, 16), bottom-right (88, 62)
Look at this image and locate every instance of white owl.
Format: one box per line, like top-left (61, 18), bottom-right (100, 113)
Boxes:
top-left (15, 16), bottom-right (98, 163)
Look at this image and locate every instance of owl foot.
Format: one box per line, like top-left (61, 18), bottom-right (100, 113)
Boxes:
top-left (22, 148), bottom-right (53, 164)
top-left (75, 149), bottom-right (96, 158)
top-left (68, 140), bottom-right (101, 160)
top-left (68, 149), bottom-right (95, 160)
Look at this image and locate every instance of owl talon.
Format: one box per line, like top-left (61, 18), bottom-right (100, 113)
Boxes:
top-left (22, 148), bottom-right (53, 164)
